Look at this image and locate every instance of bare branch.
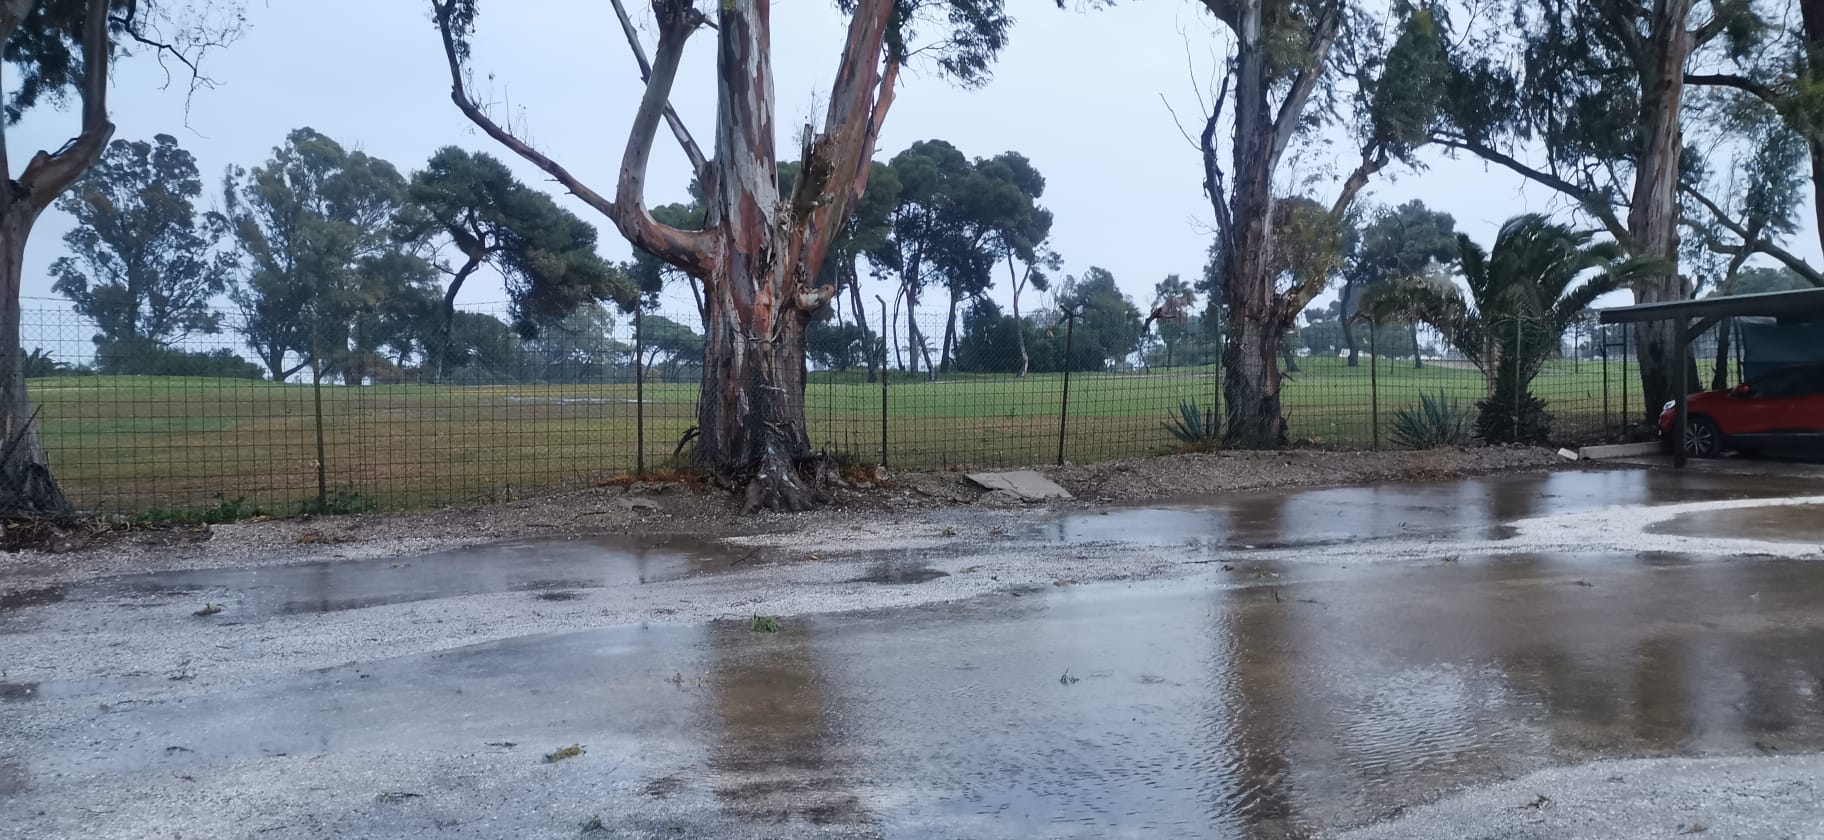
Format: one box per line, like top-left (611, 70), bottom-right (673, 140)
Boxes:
top-left (1202, 74), bottom-right (1234, 241)
top-left (613, 1), bottom-right (716, 274)
top-left (607, 0), bottom-right (710, 178)
top-left (1683, 73), bottom-right (1783, 106)
top-left (1268, 1), bottom-right (1343, 169)
top-left (1329, 143), bottom-right (1387, 218)
top-left (1682, 186), bottom-right (1824, 286)
top-left (1432, 133), bottom-right (1630, 242)
top-left (1160, 94), bottom-right (1204, 152)
top-left (433, 1), bottom-right (620, 220)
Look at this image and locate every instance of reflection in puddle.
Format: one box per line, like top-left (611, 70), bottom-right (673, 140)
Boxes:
top-left (0, 681), bottom-right (39, 701)
top-left (1031, 469), bottom-right (1824, 549)
top-left (88, 534), bottom-right (739, 617)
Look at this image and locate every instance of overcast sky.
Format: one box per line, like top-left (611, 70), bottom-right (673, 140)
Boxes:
top-left (11, 0), bottom-right (1821, 335)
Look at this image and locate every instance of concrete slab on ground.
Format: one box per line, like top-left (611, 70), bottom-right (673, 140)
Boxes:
top-left (963, 469), bottom-right (1073, 501)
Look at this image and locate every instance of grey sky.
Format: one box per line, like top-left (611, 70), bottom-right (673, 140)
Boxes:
top-left (11, 0), bottom-right (1821, 334)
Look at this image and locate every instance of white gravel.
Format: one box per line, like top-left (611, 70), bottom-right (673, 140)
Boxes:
top-left (1329, 755), bottom-right (1824, 840)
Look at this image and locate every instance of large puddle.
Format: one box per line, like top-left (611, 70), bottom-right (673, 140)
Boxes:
top-left (30, 550), bottom-right (1824, 837)
top-left (1030, 468), bottom-right (1822, 547)
top-left (73, 534), bottom-right (743, 617)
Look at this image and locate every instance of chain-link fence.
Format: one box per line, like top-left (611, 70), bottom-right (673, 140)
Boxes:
top-left (18, 301), bottom-right (1692, 515)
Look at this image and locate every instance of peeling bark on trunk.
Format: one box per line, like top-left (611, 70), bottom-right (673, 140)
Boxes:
top-left (1627, 0), bottom-right (1696, 420)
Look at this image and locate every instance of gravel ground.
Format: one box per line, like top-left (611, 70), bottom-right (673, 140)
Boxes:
top-left (1329, 755), bottom-right (1824, 840)
top-left (0, 445), bottom-right (1566, 587)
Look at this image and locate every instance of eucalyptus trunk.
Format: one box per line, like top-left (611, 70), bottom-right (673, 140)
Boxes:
top-left (1340, 280), bottom-right (1359, 366)
top-left (0, 219), bottom-right (71, 515)
top-left (1626, 0), bottom-right (1696, 421)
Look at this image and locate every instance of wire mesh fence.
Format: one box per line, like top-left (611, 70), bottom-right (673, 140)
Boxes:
top-left (18, 302), bottom-right (1690, 515)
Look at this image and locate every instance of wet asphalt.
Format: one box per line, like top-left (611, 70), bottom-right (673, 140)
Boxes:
top-left (4, 467), bottom-right (1824, 839)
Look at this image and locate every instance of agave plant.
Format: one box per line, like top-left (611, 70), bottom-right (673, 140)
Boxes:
top-left (1163, 400), bottom-right (1219, 448)
top-left (1389, 390), bottom-right (1473, 449)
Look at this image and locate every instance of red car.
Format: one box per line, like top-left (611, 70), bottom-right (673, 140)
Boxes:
top-left (1660, 362), bottom-right (1824, 457)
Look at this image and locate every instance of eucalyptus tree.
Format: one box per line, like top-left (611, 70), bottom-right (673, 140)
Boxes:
top-left (431, 0), bottom-right (1021, 510)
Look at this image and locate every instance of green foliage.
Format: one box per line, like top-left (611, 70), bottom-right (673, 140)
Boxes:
top-left (750, 615), bottom-right (781, 633)
top-left (409, 146), bottom-right (633, 334)
top-left (300, 487), bottom-right (377, 516)
top-left (1389, 391), bottom-right (1472, 449)
top-left (1364, 214), bottom-right (1647, 443)
top-left (225, 128), bottom-right (437, 382)
top-left (21, 348), bottom-right (68, 379)
top-left (805, 316), bottom-right (873, 372)
top-left (52, 135), bottom-right (231, 348)
top-left (134, 495), bottom-right (265, 525)
top-left (1475, 386), bottom-right (1553, 445)
top-left (1162, 400), bottom-right (1219, 449)
top-left (1052, 267), bottom-right (1144, 371)
top-left (519, 304), bottom-right (627, 383)
top-left (637, 312), bottom-right (707, 381)
top-left (94, 340), bottom-right (264, 380)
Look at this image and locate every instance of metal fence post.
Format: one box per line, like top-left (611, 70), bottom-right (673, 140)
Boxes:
top-left (635, 305), bottom-right (645, 477)
top-left (1369, 319), bottom-right (1379, 450)
top-left (1621, 323), bottom-right (1631, 441)
top-left (1057, 308), bottom-right (1075, 466)
top-left (309, 319), bottom-right (328, 512)
top-left (876, 295), bottom-right (889, 468)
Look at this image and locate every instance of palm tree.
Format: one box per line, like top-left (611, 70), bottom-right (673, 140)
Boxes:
top-left (1362, 214), bottom-right (1650, 443)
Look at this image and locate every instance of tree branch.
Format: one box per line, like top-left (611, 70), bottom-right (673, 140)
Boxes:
top-left (19, 0), bottom-right (115, 211)
top-left (613, 0), bottom-right (715, 275)
top-left (1200, 0), bottom-right (1239, 29)
top-left (607, 0), bottom-right (710, 178)
top-left (797, 0), bottom-right (898, 281)
top-left (1682, 73), bottom-right (1782, 106)
top-left (1269, 0), bottom-right (1343, 169)
top-left (1682, 186), bottom-right (1824, 286)
top-left (1329, 143), bottom-right (1387, 218)
top-left (1202, 74), bottom-right (1233, 243)
top-left (433, 1), bottom-right (619, 220)
top-left (1432, 133), bottom-right (1630, 242)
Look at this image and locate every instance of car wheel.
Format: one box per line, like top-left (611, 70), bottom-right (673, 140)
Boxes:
top-left (1684, 416), bottom-right (1723, 458)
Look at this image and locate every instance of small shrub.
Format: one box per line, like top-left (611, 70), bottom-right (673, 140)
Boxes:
top-left (1162, 400), bottom-right (1219, 449)
top-left (1390, 390), bottom-right (1474, 449)
top-left (1474, 390), bottom-right (1552, 445)
top-left (750, 615), bottom-right (781, 633)
top-left (299, 487), bottom-right (377, 516)
top-left (135, 495), bottom-right (265, 525)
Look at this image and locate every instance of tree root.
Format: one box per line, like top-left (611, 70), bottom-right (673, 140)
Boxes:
top-left (736, 448), bottom-right (834, 514)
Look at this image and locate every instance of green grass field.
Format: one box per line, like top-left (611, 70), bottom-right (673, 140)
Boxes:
top-left (28, 353), bottom-right (1677, 513)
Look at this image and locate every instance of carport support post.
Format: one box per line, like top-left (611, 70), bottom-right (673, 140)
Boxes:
top-left (1674, 317), bottom-right (1688, 469)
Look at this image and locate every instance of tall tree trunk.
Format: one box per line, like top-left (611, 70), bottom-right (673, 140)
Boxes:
top-left (1280, 331), bottom-right (1300, 373)
top-left (1806, 2), bottom-right (1824, 260)
top-left (432, 256), bottom-right (482, 384)
top-left (1410, 322), bottom-right (1423, 369)
top-left (843, 259), bottom-right (877, 383)
top-left (889, 284), bottom-right (904, 371)
top-left (938, 288), bottom-right (959, 376)
top-left (1627, 1), bottom-right (1696, 420)
top-left (1009, 255), bottom-right (1031, 378)
top-left (1340, 280), bottom-right (1359, 366)
top-left (0, 219), bottom-right (71, 515)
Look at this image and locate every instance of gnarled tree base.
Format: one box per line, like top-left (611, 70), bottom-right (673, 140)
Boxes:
top-left (736, 447), bottom-right (834, 514)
